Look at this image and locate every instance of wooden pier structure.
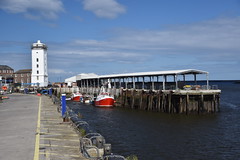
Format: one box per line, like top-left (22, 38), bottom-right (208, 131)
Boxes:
top-left (60, 69), bottom-right (221, 114)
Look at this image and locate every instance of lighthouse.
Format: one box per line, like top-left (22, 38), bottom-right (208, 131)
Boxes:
top-left (31, 40), bottom-right (48, 87)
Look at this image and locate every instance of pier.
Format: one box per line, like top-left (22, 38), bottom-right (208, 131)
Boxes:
top-left (61, 69), bottom-right (221, 114)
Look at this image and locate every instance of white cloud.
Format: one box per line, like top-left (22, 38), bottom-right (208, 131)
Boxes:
top-left (0, 0), bottom-right (64, 20)
top-left (1, 17), bottom-right (240, 80)
top-left (82, 0), bottom-right (126, 19)
top-left (45, 16), bottom-right (240, 75)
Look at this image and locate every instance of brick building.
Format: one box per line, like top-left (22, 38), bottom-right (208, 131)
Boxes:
top-left (14, 69), bottom-right (32, 86)
top-left (0, 65), bottom-right (14, 84)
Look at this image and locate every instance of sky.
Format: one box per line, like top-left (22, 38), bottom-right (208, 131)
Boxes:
top-left (0, 0), bottom-right (240, 82)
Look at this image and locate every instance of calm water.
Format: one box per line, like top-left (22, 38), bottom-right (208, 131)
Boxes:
top-left (68, 82), bottom-right (240, 160)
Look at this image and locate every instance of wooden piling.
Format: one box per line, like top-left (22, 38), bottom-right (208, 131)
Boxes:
top-left (53, 86), bottom-right (221, 114)
top-left (186, 94), bottom-right (189, 115)
top-left (157, 91), bottom-right (161, 112)
top-left (131, 89), bottom-right (135, 109)
top-left (139, 90), bottom-right (143, 110)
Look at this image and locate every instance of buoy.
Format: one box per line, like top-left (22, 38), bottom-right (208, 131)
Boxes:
top-left (2, 86), bottom-right (7, 91)
top-left (37, 93), bottom-right (41, 96)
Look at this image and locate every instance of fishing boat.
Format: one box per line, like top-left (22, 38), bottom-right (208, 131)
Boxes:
top-left (94, 80), bottom-right (114, 107)
top-left (71, 92), bottom-right (82, 102)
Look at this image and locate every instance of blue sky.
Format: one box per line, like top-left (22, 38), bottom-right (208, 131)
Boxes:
top-left (0, 0), bottom-right (240, 82)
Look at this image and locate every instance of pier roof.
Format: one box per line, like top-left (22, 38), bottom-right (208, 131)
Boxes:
top-left (80, 69), bottom-right (208, 79)
top-left (101, 69), bottom-right (208, 78)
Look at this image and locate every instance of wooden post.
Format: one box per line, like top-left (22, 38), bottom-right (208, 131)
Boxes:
top-left (123, 89), bottom-right (127, 107)
top-left (120, 88), bottom-right (124, 107)
top-left (131, 89), bottom-right (135, 109)
top-left (139, 90), bottom-right (143, 110)
top-left (217, 94), bottom-right (220, 112)
top-left (162, 93), bottom-right (165, 112)
top-left (150, 93), bottom-right (153, 110)
top-left (213, 94), bottom-right (216, 112)
top-left (201, 93), bottom-right (204, 114)
top-left (168, 93), bottom-right (172, 113)
top-left (158, 91), bottom-right (161, 112)
top-left (186, 94), bottom-right (189, 114)
top-left (179, 96), bottom-right (183, 113)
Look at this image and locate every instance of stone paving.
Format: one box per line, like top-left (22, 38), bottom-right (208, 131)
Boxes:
top-left (38, 95), bottom-right (87, 160)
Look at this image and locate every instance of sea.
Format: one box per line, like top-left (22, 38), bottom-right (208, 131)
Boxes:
top-left (67, 81), bottom-right (240, 160)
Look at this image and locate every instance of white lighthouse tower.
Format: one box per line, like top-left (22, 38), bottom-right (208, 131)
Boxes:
top-left (31, 40), bottom-right (48, 87)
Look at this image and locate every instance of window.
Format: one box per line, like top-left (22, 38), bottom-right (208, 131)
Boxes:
top-left (37, 70), bottom-right (39, 74)
top-left (37, 64), bottom-right (39, 68)
top-left (21, 74), bottom-right (23, 77)
top-left (37, 76), bottom-right (39, 80)
top-left (15, 74), bottom-right (17, 77)
top-left (36, 58), bottom-right (39, 62)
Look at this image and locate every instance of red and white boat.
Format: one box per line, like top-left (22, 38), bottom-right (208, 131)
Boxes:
top-left (94, 86), bottom-right (114, 107)
top-left (71, 92), bottom-right (82, 102)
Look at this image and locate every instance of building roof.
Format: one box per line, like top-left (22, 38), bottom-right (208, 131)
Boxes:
top-left (79, 69), bottom-right (208, 80)
top-left (100, 69), bottom-right (208, 78)
top-left (65, 73), bottom-right (99, 83)
top-left (15, 69), bottom-right (32, 74)
top-left (65, 75), bottom-right (77, 83)
top-left (0, 65), bottom-right (14, 70)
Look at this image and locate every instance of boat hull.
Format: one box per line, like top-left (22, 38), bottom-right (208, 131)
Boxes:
top-left (95, 98), bottom-right (114, 107)
top-left (72, 96), bottom-right (81, 102)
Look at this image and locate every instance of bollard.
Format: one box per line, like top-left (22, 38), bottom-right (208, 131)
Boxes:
top-left (61, 94), bottom-right (66, 119)
top-left (49, 88), bottom-right (52, 97)
top-left (104, 144), bottom-right (112, 155)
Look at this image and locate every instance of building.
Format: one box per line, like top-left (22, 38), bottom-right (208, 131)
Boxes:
top-left (14, 69), bottom-right (32, 86)
top-left (31, 40), bottom-right (48, 87)
top-left (65, 73), bottom-right (98, 87)
top-left (0, 65), bottom-right (14, 84)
